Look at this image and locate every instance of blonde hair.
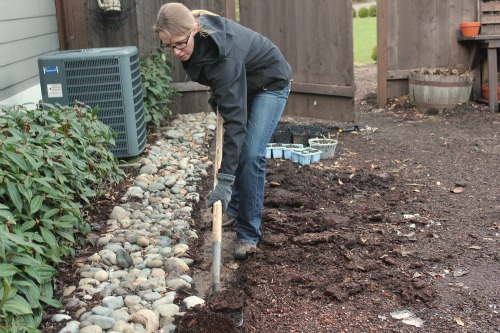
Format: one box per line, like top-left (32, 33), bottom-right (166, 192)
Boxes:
top-left (154, 3), bottom-right (218, 42)
top-left (191, 9), bottom-right (219, 18)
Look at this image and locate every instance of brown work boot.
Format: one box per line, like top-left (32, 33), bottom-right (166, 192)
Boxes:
top-left (234, 242), bottom-right (257, 260)
top-left (221, 212), bottom-right (236, 227)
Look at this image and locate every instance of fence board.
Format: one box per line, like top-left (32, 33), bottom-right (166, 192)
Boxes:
top-left (436, 0), bottom-right (451, 65)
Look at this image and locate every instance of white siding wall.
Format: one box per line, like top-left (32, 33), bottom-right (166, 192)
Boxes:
top-left (0, 0), bottom-right (59, 104)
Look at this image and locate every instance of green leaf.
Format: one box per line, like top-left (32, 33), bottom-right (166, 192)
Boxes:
top-left (39, 295), bottom-right (61, 308)
top-left (23, 267), bottom-right (42, 284)
top-left (11, 255), bottom-right (41, 267)
top-left (5, 128), bottom-right (25, 140)
top-left (40, 227), bottom-right (57, 249)
top-left (39, 282), bottom-right (54, 299)
top-left (0, 264), bottom-right (21, 277)
top-left (13, 280), bottom-right (41, 308)
top-left (42, 208), bottom-right (59, 220)
top-left (29, 195), bottom-right (43, 215)
top-left (58, 214), bottom-right (79, 223)
top-left (17, 183), bottom-right (33, 206)
top-left (4, 151), bottom-right (29, 172)
top-left (21, 152), bottom-right (44, 170)
top-left (35, 265), bottom-right (57, 281)
top-left (33, 177), bottom-right (56, 188)
top-left (24, 175), bottom-right (33, 187)
top-left (56, 230), bottom-right (75, 243)
top-left (6, 181), bottom-right (23, 213)
top-left (30, 237), bottom-right (47, 252)
top-left (1, 227), bottom-right (29, 247)
top-left (3, 295), bottom-right (33, 315)
top-left (17, 219), bottom-right (36, 233)
top-left (0, 209), bottom-right (15, 223)
top-left (0, 277), bottom-right (16, 299)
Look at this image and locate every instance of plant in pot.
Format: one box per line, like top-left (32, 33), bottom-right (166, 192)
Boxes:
top-left (308, 130), bottom-right (341, 159)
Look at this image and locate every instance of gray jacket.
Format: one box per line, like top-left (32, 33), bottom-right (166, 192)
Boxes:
top-left (182, 14), bottom-right (292, 176)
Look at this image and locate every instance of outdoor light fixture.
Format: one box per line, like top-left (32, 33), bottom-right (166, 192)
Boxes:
top-left (85, 0), bottom-right (135, 31)
top-left (96, 0), bottom-right (122, 17)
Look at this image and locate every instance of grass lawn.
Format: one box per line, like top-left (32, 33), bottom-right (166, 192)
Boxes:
top-left (353, 16), bottom-right (377, 65)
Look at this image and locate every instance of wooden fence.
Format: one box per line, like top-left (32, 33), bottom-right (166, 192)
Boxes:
top-left (377, 0), bottom-right (478, 106)
top-left (56, 0), bottom-right (355, 122)
top-left (239, 0), bottom-right (355, 122)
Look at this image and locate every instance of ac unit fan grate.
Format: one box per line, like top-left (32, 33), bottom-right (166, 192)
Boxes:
top-left (38, 46), bottom-right (146, 158)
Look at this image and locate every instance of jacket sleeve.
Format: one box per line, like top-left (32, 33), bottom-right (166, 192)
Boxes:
top-left (205, 57), bottom-right (247, 176)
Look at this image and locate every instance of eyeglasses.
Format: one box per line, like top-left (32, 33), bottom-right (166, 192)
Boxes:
top-left (160, 33), bottom-right (191, 51)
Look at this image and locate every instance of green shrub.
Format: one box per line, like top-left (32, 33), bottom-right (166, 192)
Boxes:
top-left (358, 7), bottom-right (369, 18)
top-left (352, 8), bottom-right (356, 18)
top-left (371, 45), bottom-right (378, 61)
top-left (368, 5), bottom-right (377, 17)
top-left (0, 103), bottom-right (124, 331)
top-left (141, 50), bottom-right (179, 127)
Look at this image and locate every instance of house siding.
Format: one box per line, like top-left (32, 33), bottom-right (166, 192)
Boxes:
top-left (0, 0), bottom-right (59, 102)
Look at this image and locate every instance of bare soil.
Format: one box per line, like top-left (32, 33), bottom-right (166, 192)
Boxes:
top-left (177, 64), bottom-right (500, 333)
top-left (41, 64), bottom-right (500, 332)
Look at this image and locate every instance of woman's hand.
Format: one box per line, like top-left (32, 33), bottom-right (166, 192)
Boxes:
top-left (206, 173), bottom-right (235, 212)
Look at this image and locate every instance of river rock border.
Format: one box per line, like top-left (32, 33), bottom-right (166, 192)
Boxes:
top-left (54, 112), bottom-right (218, 333)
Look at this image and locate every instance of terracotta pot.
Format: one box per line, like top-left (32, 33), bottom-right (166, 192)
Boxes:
top-left (460, 22), bottom-right (481, 37)
top-left (481, 84), bottom-right (500, 99)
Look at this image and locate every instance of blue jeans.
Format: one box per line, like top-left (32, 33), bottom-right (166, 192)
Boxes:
top-left (226, 84), bottom-right (290, 245)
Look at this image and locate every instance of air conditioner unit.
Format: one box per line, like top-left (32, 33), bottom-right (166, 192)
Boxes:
top-left (38, 46), bottom-right (146, 158)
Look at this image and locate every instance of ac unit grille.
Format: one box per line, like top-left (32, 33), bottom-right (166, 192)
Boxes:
top-left (69, 92), bottom-right (124, 103)
top-left (93, 111), bottom-right (125, 122)
top-left (66, 67), bottom-right (120, 77)
top-left (39, 47), bottom-right (146, 158)
top-left (63, 56), bottom-right (130, 154)
top-left (67, 84), bottom-right (123, 95)
top-left (67, 75), bottom-right (122, 85)
top-left (129, 54), bottom-right (146, 151)
top-left (65, 58), bottom-right (119, 69)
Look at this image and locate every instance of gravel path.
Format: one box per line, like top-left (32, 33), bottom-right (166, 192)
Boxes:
top-left (53, 112), bottom-right (217, 333)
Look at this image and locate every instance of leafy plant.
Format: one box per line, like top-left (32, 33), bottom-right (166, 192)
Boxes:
top-left (358, 7), bottom-right (369, 18)
top-left (353, 8), bottom-right (357, 17)
top-left (140, 50), bottom-right (179, 127)
top-left (371, 45), bottom-right (377, 61)
top-left (0, 103), bottom-right (124, 331)
top-left (368, 5), bottom-right (377, 17)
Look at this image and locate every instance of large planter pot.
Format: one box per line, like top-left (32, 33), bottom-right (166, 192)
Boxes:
top-left (408, 69), bottom-right (473, 109)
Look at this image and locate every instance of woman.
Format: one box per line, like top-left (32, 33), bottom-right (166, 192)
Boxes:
top-left (154, 3), bottom-right (292, 260)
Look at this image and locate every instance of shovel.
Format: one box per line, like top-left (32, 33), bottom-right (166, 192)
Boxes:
top-left (211, 112), bottom-right (224, 292)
